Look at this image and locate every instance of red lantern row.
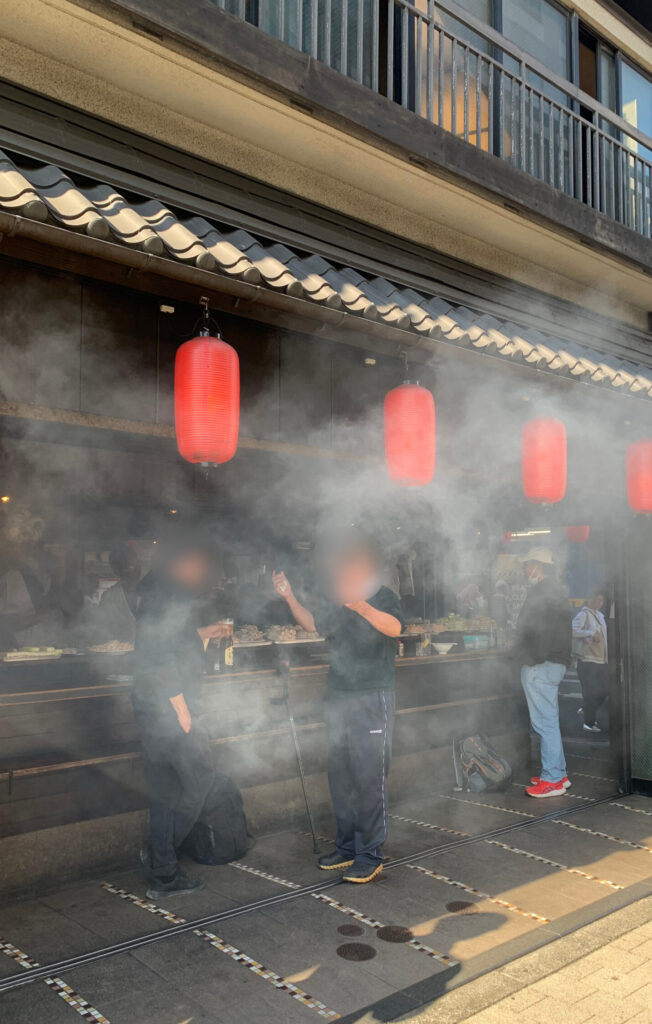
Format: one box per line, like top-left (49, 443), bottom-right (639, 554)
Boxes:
top-left (172, 315), bottom-right (652, 518)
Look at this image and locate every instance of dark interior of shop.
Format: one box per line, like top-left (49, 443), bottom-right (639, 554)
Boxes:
top-left (1, 252), bottom-right (651, 1020)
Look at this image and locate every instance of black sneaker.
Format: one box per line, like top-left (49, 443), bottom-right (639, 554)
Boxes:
top-left (146, 872), bottom-right (204, 900)
top-left (318, 850), bottom-right (354, 871)
top-left (342, 862), bottom-right (383, 883)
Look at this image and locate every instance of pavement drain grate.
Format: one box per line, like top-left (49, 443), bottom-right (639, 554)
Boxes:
top-left (336, 943), bottom-right (377, 962)
top-left (376, 925), bottom-right (414, 943)
top-left (337, 924), bottom-right (364, 937)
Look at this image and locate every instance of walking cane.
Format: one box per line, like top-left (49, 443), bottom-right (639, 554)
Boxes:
top-left (271, 646), bottom-right (321, 854)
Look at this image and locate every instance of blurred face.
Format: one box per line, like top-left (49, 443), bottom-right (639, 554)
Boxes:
top-left (168, 551), bottom-right (210, 591)
top-left (523, 560), bottom-right (543, 583)
top-left (588, 593), bottom-right (605, 611)
top-left (120, 552), bottom-right (141, 589)
top-left (332, 548), bottom-right (378, 605)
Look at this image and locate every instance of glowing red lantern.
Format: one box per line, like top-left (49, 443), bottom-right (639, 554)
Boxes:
top-left (566, 526), bottom-right (590, 542)
top-left (626, 439), bottom-right (652, 513)
top-left (384, 382), bottom-right (436, 487)
top-left (174, 303), bottom-right (239, 465)
top-left (522, 418), bottom-right (566, 504)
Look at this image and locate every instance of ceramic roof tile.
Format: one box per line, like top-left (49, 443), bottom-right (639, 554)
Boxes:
top-left (180, 218), bottom-right (261, 282)
top-left (25, 165), bottom-right (110, 238)
top-left (131, 200), bottom-right (215, 269)
top-left (337, 269), bottom-right (411, 328)
top-left (1, 147), bottom-right (651, 401)
top-left (0, 154), bottom-right (48, 221)
top-left (85, 184), bottom-right (164, 254)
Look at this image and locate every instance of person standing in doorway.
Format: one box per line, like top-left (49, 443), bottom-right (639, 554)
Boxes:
top-left (516, 547), bottom-right (572, 798)
top-left (273, 530), bottom-right (404, 883)
top-left (572, 590), bottom-right (608, 733)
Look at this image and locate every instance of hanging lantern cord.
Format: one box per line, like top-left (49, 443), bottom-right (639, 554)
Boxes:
top-left (193, 295), bottom-right (223, 338)
top-left (400, 347), bottom-right (416, 386)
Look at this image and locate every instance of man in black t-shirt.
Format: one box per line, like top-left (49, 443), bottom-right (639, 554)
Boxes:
top-left (274, 532), bottom-right (404, 883)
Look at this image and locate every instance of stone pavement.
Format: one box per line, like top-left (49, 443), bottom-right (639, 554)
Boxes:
top-left (404, 896), bottom-right (652, 1024)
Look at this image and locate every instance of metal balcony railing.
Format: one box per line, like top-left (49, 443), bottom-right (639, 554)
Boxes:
top-left (214, 0), bottom-right (652, 240)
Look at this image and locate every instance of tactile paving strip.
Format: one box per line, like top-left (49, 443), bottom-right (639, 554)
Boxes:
top-left (101, 881), bottom-right (339, 1019)
top-left (230, 862), bottom-right (302, 889)
top-left (440, 795), bottom-right (537, 818)
top-left (45, 979), bottom-right (110, 1023)
top-left (484, 840), bottom-right (624, 890)
top-left (551, 819), bottom-right (652, 852)
top-left (194, 929), bottom-right (341, 1019)
top-left (409, 865), bottom-right (550, 923)
top-left (513, 784), bottom-right (595, 802)
top-left (100, 883), bottom-right (186, 923)
top-left (612, 802), bottom-right (652, 818)
top-left (389, 811), bottom-right (624, 891)
top-left (389, 813), bottom-right (470, 837)
top-left (312, 893), bottom-right (458, 966)
top-left (574, 772), bottom-right (617, 783)
top-left (0, 940), bottom-right (39, 970)
top-left (1, 939), bottom-right (110, 1022)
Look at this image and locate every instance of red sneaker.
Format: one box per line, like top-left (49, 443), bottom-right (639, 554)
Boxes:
top-left (526, 779), bottom-right (567, 798)
top-left (530, 775), bottom-right (571, 789)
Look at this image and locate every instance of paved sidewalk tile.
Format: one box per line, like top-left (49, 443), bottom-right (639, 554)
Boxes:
top-left (406, 900), bottom-right (652, 1024)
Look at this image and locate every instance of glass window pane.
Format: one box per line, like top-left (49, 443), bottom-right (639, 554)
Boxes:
top-left (437, 0), bottom-right (492, 55)
top-left (599, 49), bottom-right (618, 112)
top-left (501, 0), bottom-right (568, 80)
top-left (621, 62), bottom-right (652, 154)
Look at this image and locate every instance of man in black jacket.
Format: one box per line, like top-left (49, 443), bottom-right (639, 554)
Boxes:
top-left (134, 536), bottom-right (230, 899)
top-left (516, 547), bottom-right (572, 799)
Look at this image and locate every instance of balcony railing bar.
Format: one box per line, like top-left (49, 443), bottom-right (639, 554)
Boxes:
top-left (224, 0), bottom-right (651, 238)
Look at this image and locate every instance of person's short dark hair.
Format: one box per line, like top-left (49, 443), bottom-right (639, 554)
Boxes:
top-left (109, 545), bottom-right (138, 577)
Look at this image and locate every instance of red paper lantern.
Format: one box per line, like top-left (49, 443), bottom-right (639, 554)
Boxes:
top-left (175, 331), bottom-right (239, 465)
top-left (522, 418), bottom-right (566, 504)
top-left (626, 439), bottom-right (652, 513)
top-left (565, 526), bottom-right (590, 542)
top-left (384, 383), bottom-right (436, 487)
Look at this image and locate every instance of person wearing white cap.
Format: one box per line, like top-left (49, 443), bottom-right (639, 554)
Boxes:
top-left (515, 547), bottom-right (572, 798)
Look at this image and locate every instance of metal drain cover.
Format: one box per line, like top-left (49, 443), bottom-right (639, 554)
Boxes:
top-left (337, 924), bottom-right (364, 937)
top-left (376, 925), bottom-right (414, 943)
top-left (336, 943), bottom-right (377, 962)
top-left (446, 900), bottom-right (479, 914)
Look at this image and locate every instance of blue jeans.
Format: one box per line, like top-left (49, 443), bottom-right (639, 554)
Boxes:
top-left (521, 662), bottom-right (567, 783)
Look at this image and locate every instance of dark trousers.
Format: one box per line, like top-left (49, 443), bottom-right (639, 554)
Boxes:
top-left (140, 724), bottom-right (215, 881)
top-left (577, 660), bottom-right (608, 727)
top-left (323, 689), bottom-right (395, 867)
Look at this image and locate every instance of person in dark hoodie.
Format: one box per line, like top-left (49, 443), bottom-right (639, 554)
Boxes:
top-left (134, 533), bottom-right (230, 899)
top-left (515, 547), bottom-right (572, 799)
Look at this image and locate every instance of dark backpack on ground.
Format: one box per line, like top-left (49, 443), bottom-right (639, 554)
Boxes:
top-left (453, 734), bottom-right (513, 793)
top-left (180, 771), bottom-right (250, 865)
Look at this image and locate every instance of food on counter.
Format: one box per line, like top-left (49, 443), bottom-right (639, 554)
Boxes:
top-left (295, 629), bottom-right (321, 640)
top-left (403, 615), bottom-right (497, 636)
top-left (3, 646), bottom-right (62, 661)
top-left (266, 625), bottom-right (297, 642)
top-left (89, 640), bottom-right (134, 653)
top-left (234, 624), bottom-right (266, 643)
